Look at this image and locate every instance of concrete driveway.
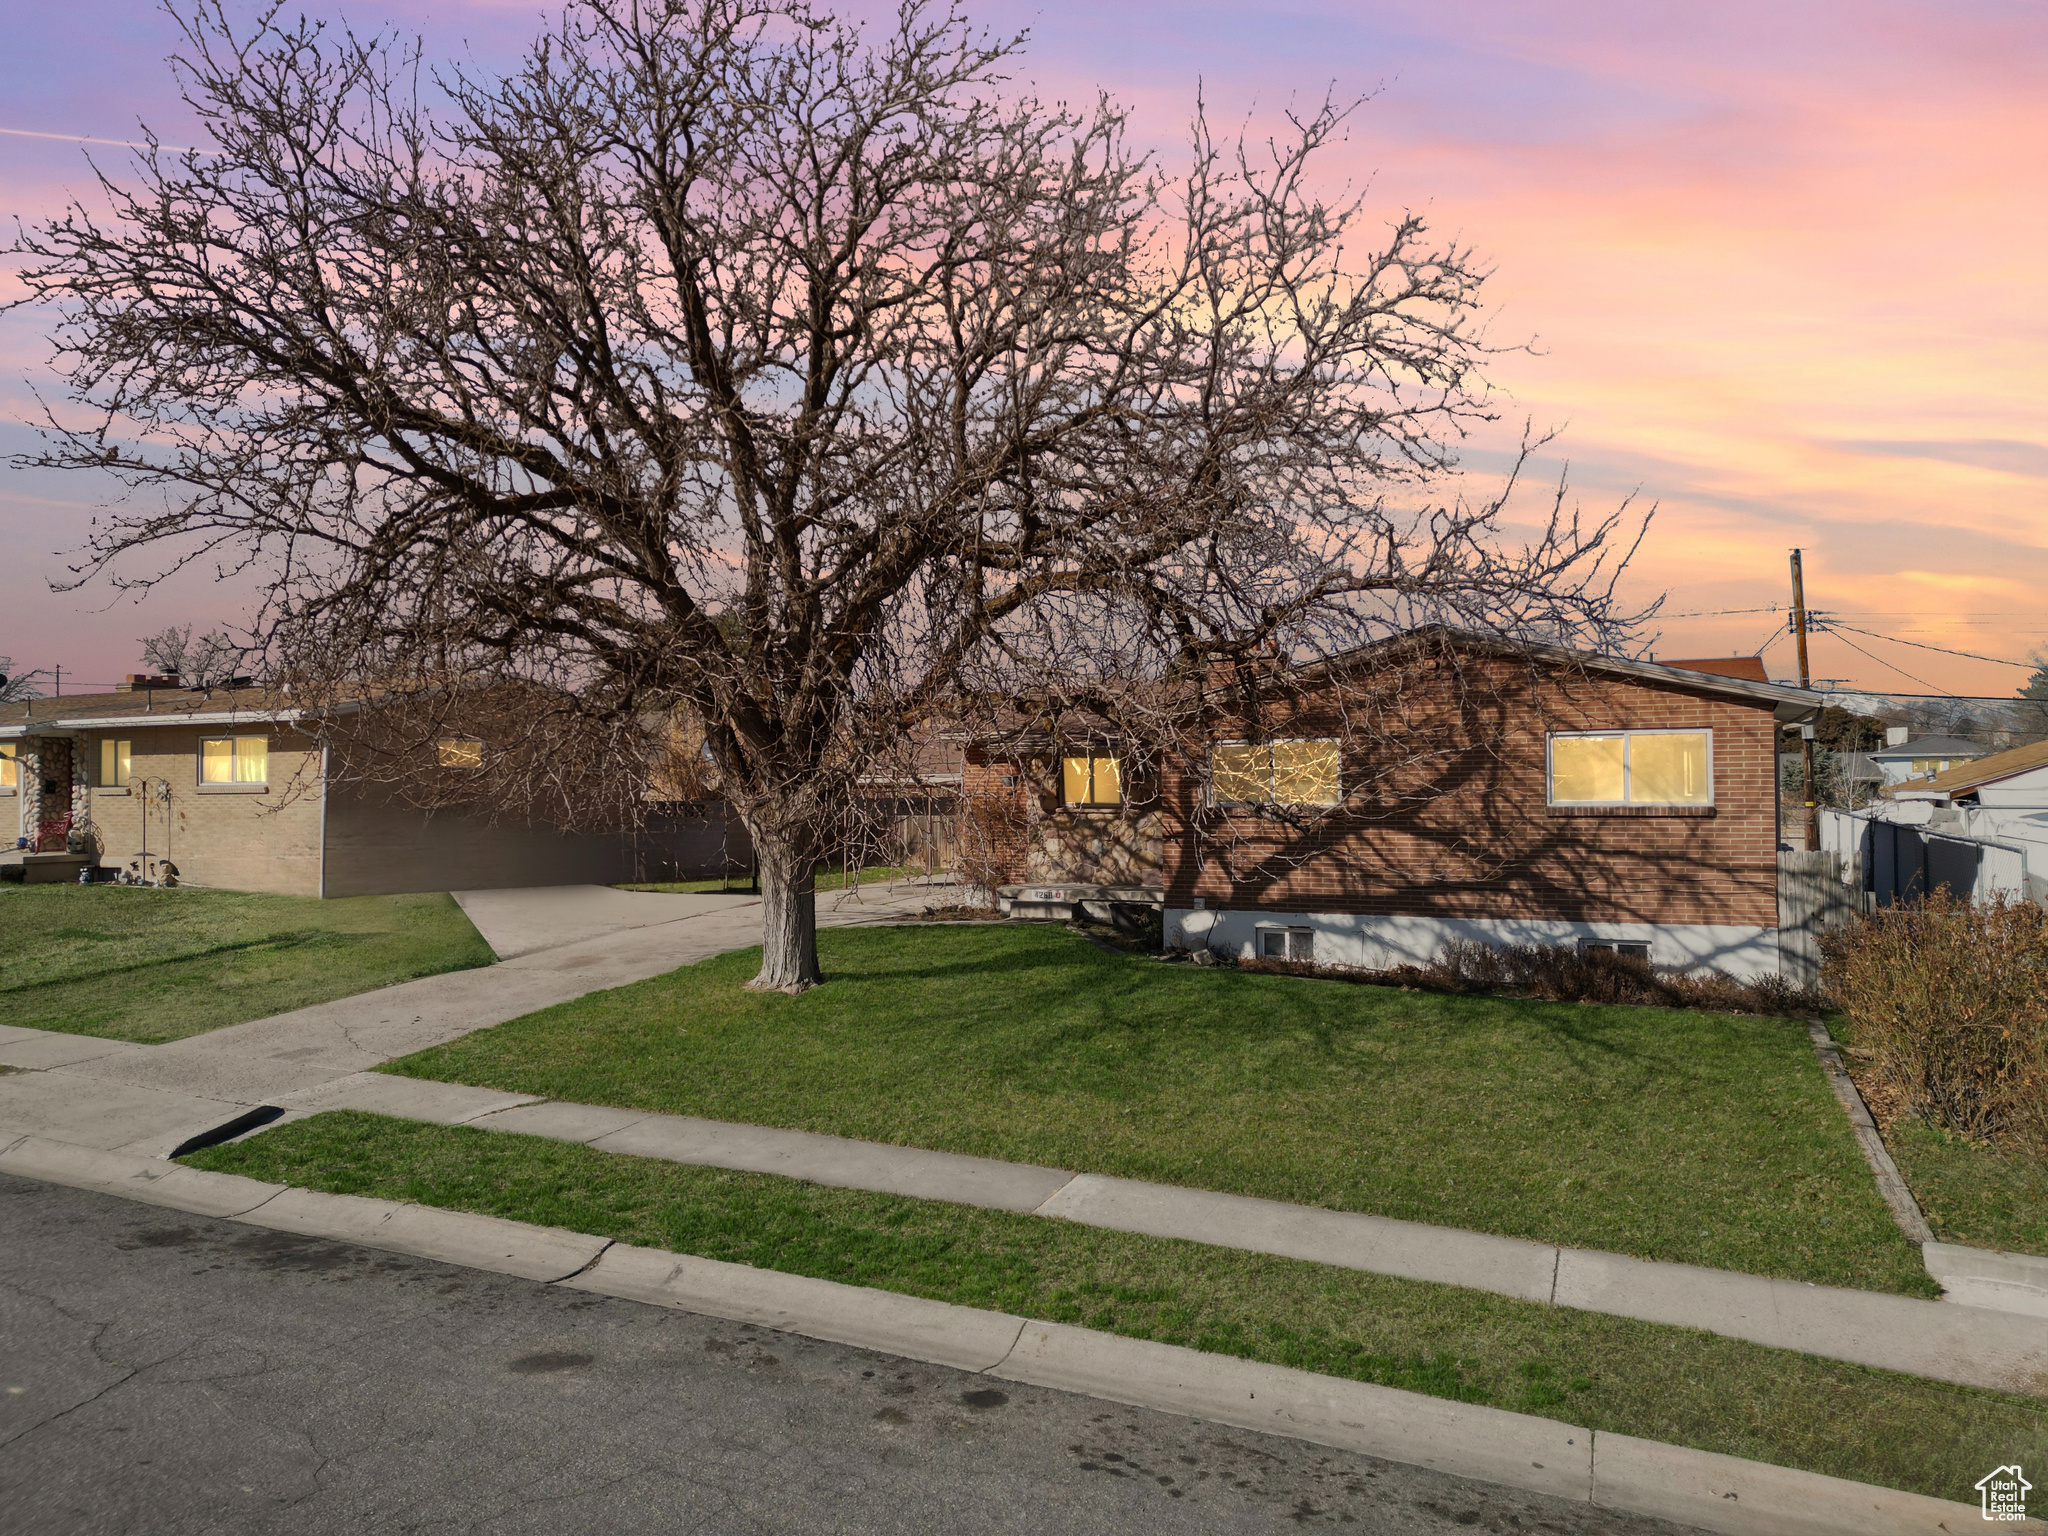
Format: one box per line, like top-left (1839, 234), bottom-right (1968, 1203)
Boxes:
top-left (453, 884), bottom-right (761, 959)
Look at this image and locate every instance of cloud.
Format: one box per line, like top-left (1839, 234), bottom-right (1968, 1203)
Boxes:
top-left (1832, 439), bottom-right (2048, 479)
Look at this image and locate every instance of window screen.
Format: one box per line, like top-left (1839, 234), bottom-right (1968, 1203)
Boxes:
top-left (201, 736), bottom-right (268, 785)
top-left (1211, 741), bottom-right (1342, 805)
top-left (1259, 928), bottom-right (1315, 961)
top-left (1210, 744), bottom-right (1268, 804)
top-left (1549, 731), bottom-right (1709, 806)
top-left (1061, 755), bottom-right (1121, 806)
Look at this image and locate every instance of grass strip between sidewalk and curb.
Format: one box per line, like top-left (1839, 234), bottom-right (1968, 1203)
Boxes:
top-left (381, 924), bottom-right (1935, 1296)
top-left (185, 1110), bottom-right (2047, 1504)
top-left (0, 885), bottom-right (495, 1042)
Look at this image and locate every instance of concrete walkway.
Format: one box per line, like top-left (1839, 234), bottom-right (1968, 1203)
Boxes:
top-left (5, 876), bottom-right (2048, 1399)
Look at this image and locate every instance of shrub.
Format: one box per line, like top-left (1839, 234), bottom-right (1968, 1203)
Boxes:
top-left (1233, 939), bottom-right (1826, 1018)
top-left (1821, 892), bottom-right (2048, 1154)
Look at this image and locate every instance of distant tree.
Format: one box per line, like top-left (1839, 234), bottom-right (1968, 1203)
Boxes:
top-left (138, 625), bottom-right (241, 688)
top-left (1813, 705), bottom-right (1884, 754)
top-left (2019, 652), bottom-right (2048, 740)
top-left (0, 657), bottom-right (42, 704)
top-left (14, 0), bottom-right (1649, 990)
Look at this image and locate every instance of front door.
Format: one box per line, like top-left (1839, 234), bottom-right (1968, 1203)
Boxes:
top-left (36, 736), bottom-right (72, 851)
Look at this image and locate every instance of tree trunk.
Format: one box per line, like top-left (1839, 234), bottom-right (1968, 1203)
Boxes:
top-left (749, 829), bottom-right (822, 993)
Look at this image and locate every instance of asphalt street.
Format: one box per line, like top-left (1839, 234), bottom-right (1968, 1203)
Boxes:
top-left (0, 1173), bottom-right (1702, 1536)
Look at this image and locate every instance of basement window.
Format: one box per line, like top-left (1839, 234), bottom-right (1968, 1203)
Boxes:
top-left (1061, 754), bottom-right (1122, 807)
top-left (1259, 927), bottom-right (1316, 962)
top-left (438, 737), bottom-right (484, 769)
top-left (200, 735), bottom-right (268, 786)
top-left (1580, 939), bottom-right (1651, 962)
top-left (1548, 730), bottom-right (1710, 806)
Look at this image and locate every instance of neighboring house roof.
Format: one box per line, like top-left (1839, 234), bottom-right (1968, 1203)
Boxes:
top-left (1839, 751), bottom-right (1881, 783)
top-left (1916, 736), bottom-right (2048, 797)
top-left (1657, 656), bottom-right (1773, 683)
top-left (0, 686), bottom-right (315, 739)
top-left (1866, 733), bottom-right (1984, 761)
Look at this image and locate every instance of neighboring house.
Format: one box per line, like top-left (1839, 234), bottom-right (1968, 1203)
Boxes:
top-left (0, 681), bottom-right (736, 894)
top-left (1835, 736), bottom-right (2048, 907)
top-left (963, 631), bottom-right (1822, 979)
top-left (1866, 731), bottom-right (1986, 786)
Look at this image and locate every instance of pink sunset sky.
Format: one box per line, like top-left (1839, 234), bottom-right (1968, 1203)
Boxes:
top-left (1, 0), bottom-right (2042, 699)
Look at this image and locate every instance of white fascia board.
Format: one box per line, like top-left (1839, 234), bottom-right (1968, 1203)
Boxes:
top-left (0, 705), bottom-right (350, 738)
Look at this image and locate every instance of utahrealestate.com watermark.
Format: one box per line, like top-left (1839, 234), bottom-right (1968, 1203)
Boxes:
top-left (1978, 1465), bottom-right (2031, 1522)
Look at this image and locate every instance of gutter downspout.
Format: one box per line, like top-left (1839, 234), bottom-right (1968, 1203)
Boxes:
top-left (317, 739), bottom-right (329, 899)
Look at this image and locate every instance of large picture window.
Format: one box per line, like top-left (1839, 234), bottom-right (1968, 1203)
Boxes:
top-left (1061, 754), bottom-right (1122, 807)
top-left (1548, 730), bottom-right (1710, 806)
top-left (200, 735), bottom-right (269, 786)
top-left (1210, 739), bottom-right (1341, 806)
top-left (99, 738), bottom-right (131, 787)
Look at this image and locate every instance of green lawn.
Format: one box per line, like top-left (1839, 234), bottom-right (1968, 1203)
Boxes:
top-left (186, 1111), bottom-right (2043, 1503)
top-left (1887, 1118), bottom-right (2048, 1258)
top-left (0, 885), bottom-right (494, 1042)
top-left (618, 864), bottom-right (914, 896)
top-left (385, 923), bottom-right (1931, 1295)
top-left (1823, 1015), bottom-right (2048, 1259)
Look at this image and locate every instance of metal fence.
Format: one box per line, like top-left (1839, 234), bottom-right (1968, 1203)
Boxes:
top-left (1816, 808), bottom-right (2033, 909)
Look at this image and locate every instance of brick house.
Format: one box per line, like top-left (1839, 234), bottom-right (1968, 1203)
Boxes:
top-left (960, 631), bottom-right (1821, 978)
top-left (1, 682), bottom-right (735, 895)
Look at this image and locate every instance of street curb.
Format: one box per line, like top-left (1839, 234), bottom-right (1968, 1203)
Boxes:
top-left (989, 1319), bottom-right (1589, 1502)
top-left (0, 1131), bottom-right (2015, 1536)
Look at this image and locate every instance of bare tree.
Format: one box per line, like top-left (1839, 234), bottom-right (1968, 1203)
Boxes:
top-left (139, 623), bottom-right (241, 687)
top-left (0, 658), bottom-right (41, 704)
top-left (11, 0), bottom-right (1647, 990)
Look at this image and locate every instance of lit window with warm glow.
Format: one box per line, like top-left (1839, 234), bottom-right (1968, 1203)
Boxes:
top-left (0, 743), bottom-right (16, 790)
top-left (1548, 731), bottom-right (1710, 806)
top-left (438, 738), bottom-right (484, 769)
top-left (1209, 740), bottom-right (1341, 806)
top-left (1061, 754), bottom-right (1121, 806)
top-left (99, 738), bottom-right (131, 787)
top-left (200, 735), bottom-right (268, 785)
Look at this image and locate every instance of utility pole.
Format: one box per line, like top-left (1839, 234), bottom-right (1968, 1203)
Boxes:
top-left (1789, 549), bottom-right (1818, 850)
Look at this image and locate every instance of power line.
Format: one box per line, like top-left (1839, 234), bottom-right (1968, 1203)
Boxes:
top-left (1812, 621), bottom-right (2034, 670)
top-left (1823, 630), bottom-right (1954, 697)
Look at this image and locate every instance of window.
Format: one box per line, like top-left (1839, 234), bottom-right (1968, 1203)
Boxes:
top-left (1210, 739), bottom-right (1341, 806)
top-left (0, 743), bottom-right (15, 790)
top-left (99, 739), bottom-right (132, 787)
top-left (438, 738), bottom-right (484, 769)
top-left (200, 735), bottom-right (268, 786)
top-left (1061, 754), bottom-right (1122, 806)
top-left (1259, 927), bottom-right (1316, 962)
top-left (1548, 730), bottom-right (1710, 806)
top-left (1910, 757), bottom-right (1952, 776)
top-left (1581, 939), bottom-right (1651, 962)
